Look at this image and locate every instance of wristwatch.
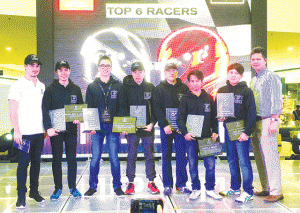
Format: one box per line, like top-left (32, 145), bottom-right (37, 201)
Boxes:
top-left (270, 118), bottom-right (279, 122)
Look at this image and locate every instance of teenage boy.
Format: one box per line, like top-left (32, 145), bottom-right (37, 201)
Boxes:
top-left (153, 62), bottom-right (191, 195)
top-left (84, 55), bottom-right (126, 196)
top-left (177, 70), bottom-right (222, 200)
top-left (250, 47), bottom-right (283, 202)
top-left (217, 63), bottom-right (256, 203)
top-left (42, 61), bottom-right (83, 200)
top-left (123, 62), bottom-right (159, 195)
top-left (8, 54), bottom-right (45, 208)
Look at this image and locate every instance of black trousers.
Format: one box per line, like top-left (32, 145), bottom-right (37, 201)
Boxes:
top-left (50, 131), bottom-right (77, 190)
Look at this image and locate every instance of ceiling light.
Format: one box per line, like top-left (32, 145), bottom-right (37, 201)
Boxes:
top-left (288, 47), bottom-right (294, 51)
top-left (6, 47), bottom-right (12, 51)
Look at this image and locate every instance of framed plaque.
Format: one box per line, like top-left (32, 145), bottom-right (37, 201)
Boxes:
top-left (166, 108), bottom-right (178, 130)
top-left (217, 93), bottom-right (235, 118)
top-left (197, 138), bottom-right (222, 157)
top-left (187, 114), bottom-right (204, 138)
top-left (82, 108), bottom-right (101, 133)
top-left (225, 120), bottom-right (245, 141)
top-left (112, 117), bottom-right (136, 134)
top-left (65, 104), bottom-right (87, 122)
top-left (130, 105), bottom-right (146, 128)
top-left (49, 108), bottom-right (66, 131)
top-left (13, 139), bottom-right (30, 153)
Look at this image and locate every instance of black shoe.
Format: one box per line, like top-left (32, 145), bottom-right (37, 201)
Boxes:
top-left (114, 188), bottom-right (125, 196)
top-left (16, 196), bottom-right (26, 208)
top-left (29, 191), bottom-right (45, 203)
top-left (84, 188), bottom-right (97, 196)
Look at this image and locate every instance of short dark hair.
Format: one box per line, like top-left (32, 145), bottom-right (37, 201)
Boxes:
top-left (251, 47), bottom-right (267, 59)
top-left (187, 70), bottom-right (204, 82)
top-left (98, 55), bottom-right (112, 66)
top-left (227, 63), bottom-right (244, 75)
top-left (164, 62), bottom-right (177, 71)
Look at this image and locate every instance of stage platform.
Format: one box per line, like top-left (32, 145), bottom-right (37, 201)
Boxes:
top-left (0, 159), bottom-right (299, 212)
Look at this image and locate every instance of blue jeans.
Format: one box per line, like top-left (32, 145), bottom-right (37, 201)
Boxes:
top-left (50, 131), bottom-right (77, 190)
top-left (89, 123), bottom-right (122, 190)
top-left (225, 127), bottom-right (253, 195)
top-left (126, 134), bottom-right (156, 182)
top-left (186, 140), bottom-right (216, 190)
top-left (160, 128), bottom-right (188, 188)
top-left (17, 133), bottom-right (44, 196)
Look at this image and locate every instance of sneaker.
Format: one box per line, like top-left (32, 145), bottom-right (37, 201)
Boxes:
top-left (29, 191), bottom-right (45, 203)
top-left (114, 188), bottom-right (125, 196)
top-left (189, 190), bottom-right (201, 200)
top-left (50, 189), bottom-right (62, 200)
top-left (177, 186), bottom-right (192, 194)
top-left (163, 187), bottom-right (172, 196)
top-left (235, 192), bottom-right (254, 203)
top-left (84, 188), bottom-right (97, 197)
top-left (219, 189), bottom-right (241, 196)
top-left (206, 190), bottom-right (222, 200)
top-left (125, 183), bottom-right (135, 195)
top-left (16, 196), bottom-right (26, 208)
top-left (70, 188), bottom-right (82, 198)
top-left (148, 182), bottom-right (160, 194)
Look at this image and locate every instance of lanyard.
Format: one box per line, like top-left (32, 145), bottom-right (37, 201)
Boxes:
top-left (98, 82), bottom-right (112, 109)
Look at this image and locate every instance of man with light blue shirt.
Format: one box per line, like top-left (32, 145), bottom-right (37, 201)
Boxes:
top-left (250, 47), bottom-right (283, 202)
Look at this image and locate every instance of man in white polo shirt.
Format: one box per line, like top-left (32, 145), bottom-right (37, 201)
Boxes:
top-left (8, 54), bottom-right (46, 208)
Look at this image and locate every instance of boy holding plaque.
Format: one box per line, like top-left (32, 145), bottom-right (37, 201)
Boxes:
top-left (122, 61), bottom-right (159, 195)
top-left (84, 55), bottom-right (126, 196)
top-left (42, 61), bottom-right (84, 200)
top-left (9, 54), bottom-right (45, 208)
top-left (177, 70), bottom-right (222, 200)
top-left (217, 63), bottom-right (256, 203)
top-left (153, 62), bottom-right (191, 195)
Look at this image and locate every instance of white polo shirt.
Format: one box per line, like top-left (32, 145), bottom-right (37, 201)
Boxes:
top-left (8, 76), bottom-right (45, 135)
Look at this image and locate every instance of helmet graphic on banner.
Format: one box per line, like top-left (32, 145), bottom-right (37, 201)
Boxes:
top-left (157, 26), bottom-right (230, 91)
top-left (80, 28), bottom-right (152, 83)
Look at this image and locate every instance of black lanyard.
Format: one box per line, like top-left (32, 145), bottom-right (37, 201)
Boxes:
top-left (98, 82), bottom-right (112, 109)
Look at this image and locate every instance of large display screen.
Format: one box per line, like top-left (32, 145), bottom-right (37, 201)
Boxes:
top-left (42, 0), bottom-right (251, 155)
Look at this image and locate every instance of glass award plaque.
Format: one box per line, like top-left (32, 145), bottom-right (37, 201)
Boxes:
top-left (197, 138), bottom-right (222, 157)
top-left (112, 117), bottom-right (136, 134)
top-left (49, 108), bottom-right (66, 131)
top-left (13, 139), bottom-right (30, 153)
top-left (166, 108), bottom-right (178, 130)
top-left (82, 108), bottom-right (101, 133)
top-left (187, 114), bottom-right (204, 138)
top-left (217, 93), bottom-right (235, 118)
top-left (225, 120), bottom-right (245, 141)
top-left (65, 104), bottom-right (87, 122)
top-left (130, 105), bottom-right (146, 128)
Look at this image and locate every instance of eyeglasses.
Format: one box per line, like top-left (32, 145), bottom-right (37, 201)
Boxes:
top-left (99, 64), bottom-right (112, 68)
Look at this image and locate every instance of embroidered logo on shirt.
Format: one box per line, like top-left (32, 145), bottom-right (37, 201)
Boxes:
top-left (144, 92), bottom-right (151, 100)
top-left (71, 95), bottom-right (77, 104)
top-left (178, 93), bottom-right (184, 101)
top-left (204, 103), bottom-right (210, 112)
top-left (234, 95), bottom-right (243, 104)
top-left (111, 90), bottom-right (118, 99)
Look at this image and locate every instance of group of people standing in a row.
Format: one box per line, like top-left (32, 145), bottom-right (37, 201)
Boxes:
top-left (8, 46), bottom-right (283, 209)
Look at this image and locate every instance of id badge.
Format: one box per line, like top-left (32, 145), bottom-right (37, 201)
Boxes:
top-left (102, 109), bottom-right (111, 123)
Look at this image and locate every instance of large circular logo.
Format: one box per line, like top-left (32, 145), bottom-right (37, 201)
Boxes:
top-left (157, 26), bottom-right (230, 92)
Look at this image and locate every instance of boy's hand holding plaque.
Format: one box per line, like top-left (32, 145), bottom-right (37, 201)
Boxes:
top-left (186, 114), bottom-right (204, 139)
top-left (82, 108), bottom-right (101, 133)
top-left (130, 105), bottom-right (146, 129)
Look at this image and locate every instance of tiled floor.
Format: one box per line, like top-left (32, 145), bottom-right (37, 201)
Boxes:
top-left (0, 158), bottom-right (298, 212)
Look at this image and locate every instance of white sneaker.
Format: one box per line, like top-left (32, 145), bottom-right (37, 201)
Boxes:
top-left (189, 190), bottom-right (201, 200)
top-left (206, 190), bottom-right (223, 200)
top-left (235, 192), bottom-right (253, 203)
top-left (219, 189), bottom-right (241, 196)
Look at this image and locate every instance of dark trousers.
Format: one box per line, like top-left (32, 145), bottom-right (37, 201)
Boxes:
top-left (50, 132), bottom-right (77, 190)
top-left (126, 134), bottom-right (156, 182)
top-left (160, 128), bottom-right (188, 188)
top-left (17, 133), bottom-right (44, 196)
